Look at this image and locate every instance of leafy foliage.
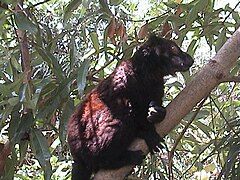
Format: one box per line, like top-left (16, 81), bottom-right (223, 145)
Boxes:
top-left (0, 0), bottom-right (239, 179)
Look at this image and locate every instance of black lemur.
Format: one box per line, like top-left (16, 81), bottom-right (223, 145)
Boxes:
top-left (67, 35), bottom-right (194, 179)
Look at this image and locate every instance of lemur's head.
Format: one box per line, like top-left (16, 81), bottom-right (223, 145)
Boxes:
top-left (138, 35), bottom-right (194, 76)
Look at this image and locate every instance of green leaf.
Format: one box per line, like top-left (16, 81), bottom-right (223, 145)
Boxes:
top-left (185, 0), bottom-right (209, 27)
top-left (1, 0), bottom-right (19, 5)
top-left (64, 0), bottom-right (82, 22)
top-left (215, 27), bottom-right (227, 52)
top-left (46, 51), bottom-right (65, 80)
top-left (181, 71), bottom-right (192, 83)
top-left (12, 111), bottom-right (34, 142)
top-left (30, 128), bottom-right (52, 180)
top-left (0, 85), bottom-right (11, 97)
top-left (163, 1), bottom-right (178, 8)
top-left (8, 97), bottom-right (19, 106)
top-left (34, 45), bottom-right (65, 81)
top-left (69, 36), bottom-right (77, 69)
top-left (122, 41), bottom-right (135, 59)
top-left (204, 163), bottom-right (216, 172)
top-left (187, 39), bottom-right (197, 56)
top-left (90, 32), bottom-right (100, 52)
top-left (77, 59), bottom-right (90, 96)
top-left (37, 77), bottom-right (72, 119)
top-left (201, 24), bottom-right (222, 37)
top-left (109, 0), bottom-right (123, 5)
top-left (8, 104), bottom-right (21, 139)
top-left (99, 0), bottom-right (112, 14)
top-left (30, 79), bottom-right (53, 109)
top-left (10, 56), bottom-right (22, 71)
top-left (82, 0), bottom-right (90, 8)
top-left (31, 129), bottom-right (51, 163)
top-left (194, 121), bottom-right (211, 137)
top-left (59, 99), bottom-right (74, 145)
top-left (167, 16), bottom-right (185, 28)
top-left (220, 142), bottom-right (240, 177)
top-left (19, 140), bottom-right (28, 163)
top-left (37, 79), bottom-right (58, 98)
top-left (19, 83), bottom-right (31, 103)
top-left (3, 149), bottom-right (17, 180)
top-left (34, 46), bottom-right (52, 65)
top-left (232, 12), bottom-right (240, 28)
top-left (14, 12), bottom-right (38, 34)
top-left (149, 15), bottom-right (166, 30)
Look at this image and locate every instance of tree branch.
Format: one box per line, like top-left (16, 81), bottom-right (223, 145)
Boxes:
top-left (94, 28), bottom-right (240, 180)
top-left (15, 3), bottom-right (32, 85)
top-left (221, 75), bottom-right (240, 83)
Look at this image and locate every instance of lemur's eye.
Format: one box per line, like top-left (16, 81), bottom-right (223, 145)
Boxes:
top-left (171, 45), bottom-right (179, 54)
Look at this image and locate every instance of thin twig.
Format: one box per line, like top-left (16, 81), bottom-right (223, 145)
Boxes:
top-left (120, 10), bottom-right (171, 23)
top-left (30, 0), bottom-right (51, 8)
top-left (221, 75), bottom-right (240, 83)
top-left (223, 1), bottom-right (240, 23)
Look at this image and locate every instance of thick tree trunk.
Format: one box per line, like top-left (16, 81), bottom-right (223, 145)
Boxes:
top-left (94, 28), bottom-right (240, 180)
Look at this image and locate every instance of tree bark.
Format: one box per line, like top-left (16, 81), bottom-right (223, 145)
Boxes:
top-left (94, 27), bottom-right (240, 180)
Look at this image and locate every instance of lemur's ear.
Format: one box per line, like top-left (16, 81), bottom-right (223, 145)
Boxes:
top-left (148, 34), bottom-right (163, 56)
top-left (148, 33), bottom-right (157, 42)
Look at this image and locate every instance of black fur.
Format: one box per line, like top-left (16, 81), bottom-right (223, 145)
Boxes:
top-left (67, 35), bottom-right (193, 179)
